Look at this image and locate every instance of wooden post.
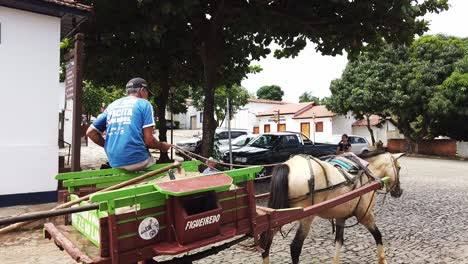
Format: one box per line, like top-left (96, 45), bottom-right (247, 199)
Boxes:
top-left (71, 33), bottom-right (84, 172)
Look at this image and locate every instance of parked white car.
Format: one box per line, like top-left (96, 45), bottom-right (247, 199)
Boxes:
top-left (325, 134), bottom-right (371, 154)
top-left (175, 128), bottom-right (250, 160)
top-left (218, 134), bottom-right (257, 154)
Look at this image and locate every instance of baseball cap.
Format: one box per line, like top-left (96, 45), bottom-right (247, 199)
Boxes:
top-left (126, 77), bottom-right (153, 95)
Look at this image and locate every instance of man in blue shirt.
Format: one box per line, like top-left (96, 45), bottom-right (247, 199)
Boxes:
top-left (86, 78), bottom-right (170, 171)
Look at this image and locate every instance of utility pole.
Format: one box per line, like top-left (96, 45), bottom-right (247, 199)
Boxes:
top-left (71, 33), bottom-right (84, 172)
top-left (227, 98), bottom-right (233, 170)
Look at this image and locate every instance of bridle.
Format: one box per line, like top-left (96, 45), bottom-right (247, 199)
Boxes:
top-left (387, 155), bottom-right (402, 194)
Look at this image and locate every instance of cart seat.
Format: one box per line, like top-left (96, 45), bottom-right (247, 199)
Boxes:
top-left (154, 173), bottom-right (233, 196)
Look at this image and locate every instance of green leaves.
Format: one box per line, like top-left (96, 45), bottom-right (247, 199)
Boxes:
top-left (328, 35), bottom-right (468, 141)
top-left (256, 85), bottom-right (284, 101)
top-left (191, 85), bottom-right (250, 126)
top-left (299, 92), bottom-right (322, 104)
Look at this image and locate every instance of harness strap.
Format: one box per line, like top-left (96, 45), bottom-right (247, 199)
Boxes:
top-left (308, 156), bottom-right (331, 187)
top-left (342, 154), bottom-right (380, 182)
top-left (335, 166), bottom-right (354, 184)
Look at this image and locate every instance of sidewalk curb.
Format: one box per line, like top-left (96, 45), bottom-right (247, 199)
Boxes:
top-left (403, 153), bottom-right (468, 162)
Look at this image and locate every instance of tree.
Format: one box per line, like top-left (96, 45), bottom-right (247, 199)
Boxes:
top-left (299, 92), bottom-right (321, 104)
top-left (80, 0), bottom-right (448, 157)
top-left (327, 44), bottom-right (406, 145)
top-left (192, 85), bottom-right (250, 126)
top-left (82, 82), bottom-right (122, 124)
top-left (257, 85), bottom-right (284, 101)
top-left (429, 50), bottom-right (468, 140)
top-left (392, 35), bottom-right (466, 142)
top-left (327, 35), bottom-right (467, 146)
top-left (80, 0), bottom-right (202, 142)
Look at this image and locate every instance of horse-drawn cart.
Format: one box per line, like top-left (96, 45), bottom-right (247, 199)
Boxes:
top-left (41, 158), bottom-right (390, 264)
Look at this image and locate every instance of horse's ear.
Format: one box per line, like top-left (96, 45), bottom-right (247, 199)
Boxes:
top-left (392, 153), bottom-right (406, 160)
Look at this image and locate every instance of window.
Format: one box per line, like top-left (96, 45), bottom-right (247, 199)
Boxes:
top-left (264, 124), bottom-right (271, 133)
top-left (284, 135), bottom-right (299, 147)
top-left (199, 112), bottom-right (203, 123)
top-left (277, 123), bottom-right (286, 132)
top-left (253, 127), bottom-right (259, 134)
top-left (301, 134), bottom-right (313, 145)
top-left (217, 132), bottom-right (229, 140)
top-left (231, 131), bottom-right (246, 138)
top-left (357, 137), bottom-right (367, 144)
top-left (315, 122), bottom-right (323, 132)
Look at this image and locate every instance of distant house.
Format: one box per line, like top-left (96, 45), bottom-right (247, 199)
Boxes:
top-left (0, 0), bottom-right (92, 206)
top-left (352, 115), bottom-right (404, 145)
top-left (175, 98), bottom-right (287, 131)
top-left (256, 103), bottom-right (356, 142)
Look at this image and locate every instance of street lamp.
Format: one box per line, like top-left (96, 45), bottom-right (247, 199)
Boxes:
top-left (312, 113), bottom-right (316, 143)
top-left (170, 86), bottom-right (176, 160)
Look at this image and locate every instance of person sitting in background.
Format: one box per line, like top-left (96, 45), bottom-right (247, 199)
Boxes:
top-left (203, 157), bottom-right (218, 174)
top-left (336, 134), bottom-right (352, 155)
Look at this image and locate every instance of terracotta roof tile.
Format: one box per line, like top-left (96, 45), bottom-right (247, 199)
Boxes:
top-left (248, 98), bottom-right (288, 105)
top-left (293, 105), bottom-right (336, 119)
top-left (41, 0), bottom-right (93, 12)
top-left (352, 115), bottom-right (382, 126)
top-left (257, 102), bottom-right (314, 116)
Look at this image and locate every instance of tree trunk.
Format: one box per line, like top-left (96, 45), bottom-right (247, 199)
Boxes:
top-left (199, 33), bottom-right (219, 157)
top-left (200, 52), bottom-right (217, 157)
top-left (365, 115), bottom-right (376, 146)
top-left (156, 62), bottom-right (169, 142)
top-left (197, 2), bottom-right (224, 158)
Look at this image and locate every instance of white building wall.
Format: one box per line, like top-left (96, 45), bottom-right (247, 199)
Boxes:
top-left (332, 112), bottom-right (355, 135)
top-left (294, 117), bottom-right (333, 142)
top-left (0, 7), bottom-right (60, 195)
top-left (176, 105), bottom-right (202, 130)
top-left (224, 102), bottom-right (285, 132)
top-left (257, 115), bottom-right (333, 142)
top-left (352, 121), bottom-right (402, 145)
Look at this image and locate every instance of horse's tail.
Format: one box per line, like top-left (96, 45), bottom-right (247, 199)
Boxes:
top-left (267, 164), bottom-right (290, 209)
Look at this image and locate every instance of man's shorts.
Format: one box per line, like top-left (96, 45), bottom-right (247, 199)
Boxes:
top-left (119, 156), bottom-right (156, 172)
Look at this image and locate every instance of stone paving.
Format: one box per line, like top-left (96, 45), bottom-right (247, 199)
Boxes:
top-left (1, 142), bottom-right (468, 263)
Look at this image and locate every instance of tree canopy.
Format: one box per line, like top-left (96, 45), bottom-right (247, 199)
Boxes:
top-left (299, 92), bottom-right (322, 104)
top-left (78, 0), bottom-right (448, 157)
top-left (327, 44), bottom-right (405, 144)
top-left (428, 43), bottom-right (468, 140)
top-left (257, 85), bottom-right (284, 101)
top-left (192, 85), bottom-right (250, 127)
top-left (328, 35), bottom-right (468, 143)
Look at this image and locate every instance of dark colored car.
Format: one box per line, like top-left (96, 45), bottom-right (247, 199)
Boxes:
top-left (223, 132), bottom-right (336, 178)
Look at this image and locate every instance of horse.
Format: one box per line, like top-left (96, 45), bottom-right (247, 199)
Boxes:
top-left (260, 151), bottom-right (405, 264)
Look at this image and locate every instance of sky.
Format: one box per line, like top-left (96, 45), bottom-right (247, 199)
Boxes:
top-left (241, 0), bottom-right (468, 103)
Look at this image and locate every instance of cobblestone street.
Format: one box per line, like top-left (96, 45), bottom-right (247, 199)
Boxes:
top-left (1, 155), bottom-right (468, 263)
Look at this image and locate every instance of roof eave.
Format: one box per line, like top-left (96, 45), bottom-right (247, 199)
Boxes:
top-left (0, 0), bottom-right (92, 38)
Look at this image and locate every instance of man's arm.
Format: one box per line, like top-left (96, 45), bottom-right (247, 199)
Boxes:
top-left (86, 127), bottom-right (105, 147)
top-left (143, 127), bottom-right (170, 152)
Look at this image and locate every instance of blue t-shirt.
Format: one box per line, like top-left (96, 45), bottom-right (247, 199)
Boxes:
top-left (91, 96), bottom-right (155, 168)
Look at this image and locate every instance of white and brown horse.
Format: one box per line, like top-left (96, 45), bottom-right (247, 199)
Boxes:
top-left (260, 151), bottom-right (405, 264)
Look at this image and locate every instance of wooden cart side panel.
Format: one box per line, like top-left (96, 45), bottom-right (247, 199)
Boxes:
top-left (117, 229), bottom-right (168, 253)
top-left (99, 218), bottom-right (110, 258)
top-left (101, 206), bottom-right (168, 255)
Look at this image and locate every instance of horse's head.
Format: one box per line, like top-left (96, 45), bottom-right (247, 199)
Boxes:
top-left (388, 153), bottom-right (405, 197)
top-left (366, 152), bottom-right (405, 198)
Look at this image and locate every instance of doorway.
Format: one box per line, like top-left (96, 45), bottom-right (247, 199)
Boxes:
top-left (300, 122), bottom-right (310, 138)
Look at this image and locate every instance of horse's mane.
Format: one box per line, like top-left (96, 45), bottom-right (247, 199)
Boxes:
top-left (357, 150), bottom-right (387, 159)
